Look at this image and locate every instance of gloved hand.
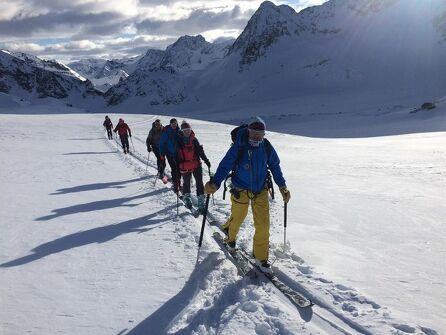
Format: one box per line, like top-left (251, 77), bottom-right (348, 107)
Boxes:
top-left (204, 181), bottom-right (218, 194)
top-left (279, 186), bottom-right (291, 204)
top-left (147, 146), bottom-right (152, 153)
top-left (160, 155), bottom-right (165, 161)
top-left (204, 160), bottom-right (211, 168)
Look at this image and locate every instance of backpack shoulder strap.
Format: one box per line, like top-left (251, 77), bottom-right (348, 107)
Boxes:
top-left (264, 138), bottom-right (272, 161)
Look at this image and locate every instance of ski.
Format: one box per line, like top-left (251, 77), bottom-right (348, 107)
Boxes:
top-left (208, 219), bottom-right (312, 308)
top-left (212, 232), bottom-right (255, 277)
top-left (237, 248), bottom-right (313, 308)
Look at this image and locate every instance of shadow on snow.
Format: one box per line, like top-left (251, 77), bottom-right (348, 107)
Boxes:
top-left (125, 252), bottom-right (244, 335)
top-left (62, 151), bottom-right (116, 155)
top-left (37, 188), bottom-right (169, 221)
top-left (50, 176), bottom-right (147, 195)
top-left (0, 204), bottom-right (177, 268)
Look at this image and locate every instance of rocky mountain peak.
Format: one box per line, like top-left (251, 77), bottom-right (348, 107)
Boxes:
top-left (228, 1), bottom-right (299, 66)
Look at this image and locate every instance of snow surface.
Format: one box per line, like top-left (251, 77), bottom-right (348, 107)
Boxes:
top-left (1, 103), bottom-right (445, 334)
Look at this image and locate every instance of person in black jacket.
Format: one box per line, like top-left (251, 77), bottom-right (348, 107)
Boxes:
top-left (103, 116), bottom-right (113, 140)
top-left (146, 119), bottom-right (165, 179)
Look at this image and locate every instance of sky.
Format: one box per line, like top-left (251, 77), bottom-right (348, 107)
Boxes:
top-left (0, 0), bottom-right (327, 63)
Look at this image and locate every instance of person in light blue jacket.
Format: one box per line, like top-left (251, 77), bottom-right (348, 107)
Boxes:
top-left (159, 118), bottom-right (182, 193)
top-left (205, 117), bottom-right (291, 274)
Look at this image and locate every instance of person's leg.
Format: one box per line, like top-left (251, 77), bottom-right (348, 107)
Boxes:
top-left (119, 135), bottom-right (126, 152)
top-left (221, 191), bottom-right (249, 244)
top-left (153, 146), bottom-right (163, 176)
top-left (193, 166), bottom-right (204, 196)
top-left (181, 172), bottom-right (192, 208)
top-left (182, 172), bottom-right (192, 194)
top-left (167, 154), bottom-right (180, 192)
top-left (251, 189), bottom-right (270, 261)
top-left (124, 136), bottom-right (130, 151)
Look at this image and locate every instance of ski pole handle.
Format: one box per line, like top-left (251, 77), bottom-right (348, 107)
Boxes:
top-left (198, 194), bottom-right (211, 248)
top-left (284, 202), bottom-right (288, 245)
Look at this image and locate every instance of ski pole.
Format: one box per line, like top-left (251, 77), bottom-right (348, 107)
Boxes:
top-left (153, 172), bottom-right (158, 186)
top-left (130, 136), bottom-right (135, 152)
top-left (145, 152), bottom-right (151, 173)
top-left (284, 202), bottom-right (288, 246)
top-left (198, 194), bottom-right (211, 248)
top-left (176, 179), bottom-right (180, 216)
top-left (177, 190), bottom-right (179, 216)
top-left (208, 167), bottom-right (215, 206)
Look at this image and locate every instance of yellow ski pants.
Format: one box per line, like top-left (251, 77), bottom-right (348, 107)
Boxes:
top-left (222, 188), bottom-right (270, 261)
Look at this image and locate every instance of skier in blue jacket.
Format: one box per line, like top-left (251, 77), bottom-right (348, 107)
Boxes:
top-left (159, 118), bottom-right (182, 193)
top-left (205, 117), bottom-right (291, 274)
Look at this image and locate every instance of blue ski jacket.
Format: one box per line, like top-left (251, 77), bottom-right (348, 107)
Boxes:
top-left (159, 125), bottom-right (181, 156)
top-left (213, 128), bottom-right (286, 193)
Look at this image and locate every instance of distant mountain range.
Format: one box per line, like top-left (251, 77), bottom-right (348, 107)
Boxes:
top-left (0, 49), bottom-right (101, 103)
top-left (1, 0), bottom-right (446, 116)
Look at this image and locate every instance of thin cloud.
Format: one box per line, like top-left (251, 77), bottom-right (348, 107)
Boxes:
top-left (0, 10), bottom-right (125, 37)
top-left (136, 6), bottom-right (252, 36)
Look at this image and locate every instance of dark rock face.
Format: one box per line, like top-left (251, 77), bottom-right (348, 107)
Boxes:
top-left (0, 49), bottom-right (103, 101)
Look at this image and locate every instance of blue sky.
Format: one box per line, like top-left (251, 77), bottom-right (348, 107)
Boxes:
top-left (0, 0), bottom-right (326, 63)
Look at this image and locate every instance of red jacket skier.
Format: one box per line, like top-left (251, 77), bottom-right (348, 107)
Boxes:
top-left (114, 118), bottom-right (132, 154)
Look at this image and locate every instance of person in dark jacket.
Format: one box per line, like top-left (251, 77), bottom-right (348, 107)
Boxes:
top-left (204, 117), bottom-right (290, 274)
top-left (159, 118), bottom-right (182, 193)
top-left (176, 120), bottom-right (211, 213)
top-left (103, 115), bottom-right (113, 140)
top-left (146, 119), bottom-right (165, 179)
top-left (114, 118), bottom-right (132, 154)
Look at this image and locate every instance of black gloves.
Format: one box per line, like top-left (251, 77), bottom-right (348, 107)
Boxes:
top-left (147, 146), bottom-right (152, 152)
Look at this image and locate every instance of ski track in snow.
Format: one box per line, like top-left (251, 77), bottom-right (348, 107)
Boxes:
top-left (107, 117), bottom-right (437, 335)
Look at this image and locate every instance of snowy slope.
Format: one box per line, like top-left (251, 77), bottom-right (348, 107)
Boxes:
top-left (0, 49), bottom-right (104, 108)
top-left (1, 107), bottom-right (445, 334)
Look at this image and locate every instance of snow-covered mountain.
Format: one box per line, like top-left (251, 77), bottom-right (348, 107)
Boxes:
top-left (2, 0), bottom-right (446, 122)
top-left (105, 35), bottom-right (232, 106)
top-left (0, 49), bottom-right (103, 103)
top-left (68, 57), bottom-right (137, 92)
top-left (102, 0), bottom-right (446, 121)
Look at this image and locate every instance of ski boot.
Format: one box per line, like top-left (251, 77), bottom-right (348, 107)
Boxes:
top-left (197, 194), bottom-right (206, 214)
top-left (223, 238), bottom-right (236, 254)
top-left (255, 259), bottom-right (273, 276)
top-left (183, 193), bottom-right (193, 209)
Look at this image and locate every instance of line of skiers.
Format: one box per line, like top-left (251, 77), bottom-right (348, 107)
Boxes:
top-left (147, 118), bottom-right (211, 213)
top-left (103, 116), bottom-right (132, 154)
top-left (103, 115), bottom-right (291, 274)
